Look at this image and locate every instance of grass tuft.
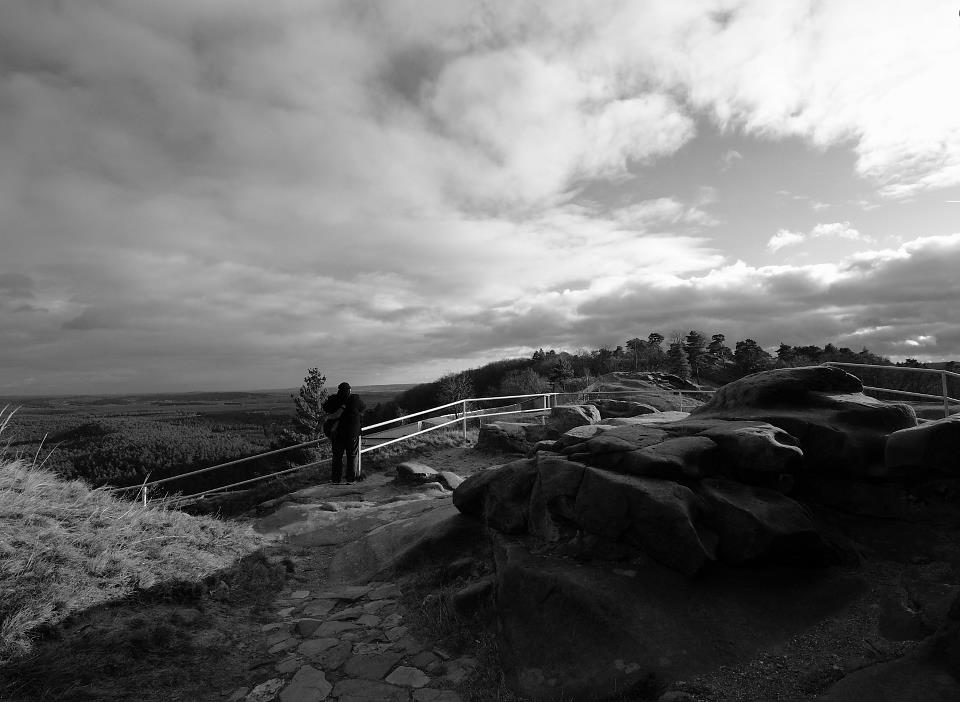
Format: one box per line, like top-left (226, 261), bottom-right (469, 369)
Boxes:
top-left (0, 414), bottom-right (270, 665)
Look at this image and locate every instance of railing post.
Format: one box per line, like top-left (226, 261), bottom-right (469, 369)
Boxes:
top-left (142, 485), bottom-right (148, 507)
top-left (462, 400), bottom-right (467, 439)
top-left (943, 371), bottom-right (950, 418)
top-left (357, 435), bottom-right (362, 478)
top-left (678, 391), bottom-right (683, 412)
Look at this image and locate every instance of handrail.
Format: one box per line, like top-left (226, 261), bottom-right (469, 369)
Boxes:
top-left (824, 361), bottom-right (959, 418)
top-left (110, 386), bottom-right (708, 506)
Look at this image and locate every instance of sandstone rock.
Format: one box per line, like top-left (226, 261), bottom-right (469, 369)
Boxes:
top-left (552, 424), bottom-right (614, 451)
top-left (691, 365), bottom-right (916, 478)
top-left (333, 678), bottom-right (408, 702)
top-left (329, 504), bottom-right (483, 583)
top-left (590, 398), bottom-right (659, 419)
top-left (477, 422), bottom-right (556, 454)
top-left (698, 479), bottom-right (836, 566)
top-left (316, 640), bottom-right (352, 670)
top-left (677, 419), bottom-right (804, 478)
top-left (413, 690), bottom-right (462, 702)
top-left (297, 637), bottom-right (340, 658)
top-left (560, 424), bottom-right (668, 461)
top-left (384, 666), bottom-right (431, 687)
top-left (453, 458), bottom-right (538, 534)
top-left (342, 651), bottom-right (403, 680)
top-left (246, 679), bottom-right (284, 702)
top-left (573, 468), bottom-right (715, 575)
top-left (886, 415), bottom-right (960, 475)
top-left (547, 404), bottom-right (601, 433)
top-left (451, 575), bottom-right (496, 617)
top-left (396, 461), bottom-right (440, 483)
top-left (279, 666), bottom-right (331, 702)
top-left (438, 471), bottom-right (464, 490)
top-left (528, 457), bottom-right (586, 542)
top-left (616, 436), bottom-right (718, 482)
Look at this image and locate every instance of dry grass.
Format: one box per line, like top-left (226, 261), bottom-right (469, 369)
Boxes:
top-left (0, 409), bottom-right (271, 665)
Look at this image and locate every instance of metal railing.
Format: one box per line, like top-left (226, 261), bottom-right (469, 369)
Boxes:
top-left (824, 362), bottom-right (960, 418)
top-left (110, 391), bottom-right (560, 506)
top-left (109, 385), bottom-right (716, 507)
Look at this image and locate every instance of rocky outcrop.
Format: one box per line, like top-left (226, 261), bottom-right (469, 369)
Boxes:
top-left (589, 398), bottom-right (658, 419)
top-left (885, 415), bottom-right (960, 476)
top-left (450, 366), bottom-right (959, 701)
top-left (545, 404), bottom-right (601, 433)
top-left (690, 365), bottom-right (917, 478)
top-left (698, 479), bottom-right (836, 566)
top-left (477, 422), bottom-right (555, 454)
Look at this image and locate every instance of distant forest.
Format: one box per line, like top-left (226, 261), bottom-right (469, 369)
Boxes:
top-left (367, 331), bottom-right (959, 420)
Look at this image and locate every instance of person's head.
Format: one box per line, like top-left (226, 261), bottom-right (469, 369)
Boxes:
top-left (337, 382), bottom-right (351, 399)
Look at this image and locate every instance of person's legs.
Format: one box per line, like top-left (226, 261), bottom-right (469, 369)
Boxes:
top-left (331, 440), bottom-right (345, 483)
top-left (344, 435), bottom-right (360, 482)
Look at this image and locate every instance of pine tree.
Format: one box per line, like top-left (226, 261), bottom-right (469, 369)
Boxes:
top-left (293, 368), bottom-right (328, 435)
top-left (666, 342), bottom-right (692, 380)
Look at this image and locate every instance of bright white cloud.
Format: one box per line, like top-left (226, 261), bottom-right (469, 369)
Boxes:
top-left (768, 229), bottom-right (806, 252)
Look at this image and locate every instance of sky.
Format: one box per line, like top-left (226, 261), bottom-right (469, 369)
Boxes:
top-left (2, 0), bottom-right (960, 395)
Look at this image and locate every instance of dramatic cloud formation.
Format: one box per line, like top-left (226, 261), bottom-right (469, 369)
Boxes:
top-left (1, 0), bottom-right (959, 394)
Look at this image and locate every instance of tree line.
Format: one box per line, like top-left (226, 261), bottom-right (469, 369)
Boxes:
top-left (352, 331), bottom-right (947, 420)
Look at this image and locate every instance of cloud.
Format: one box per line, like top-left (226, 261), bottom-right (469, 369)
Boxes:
top-left (768, 221), bottom-right (873, 252)
top-left (810, 222), bottom-right (869, 242)
top-left (719, 149), bottom-right (742, 171)
top-left (768, 229), bottom-right (805, 252)
top-left (2, 1), bottom-right (959, 393)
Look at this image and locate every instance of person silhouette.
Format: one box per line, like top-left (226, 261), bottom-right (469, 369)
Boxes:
top-left (321, 382), bottom-right (365, 483)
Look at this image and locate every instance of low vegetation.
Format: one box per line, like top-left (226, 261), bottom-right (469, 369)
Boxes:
top-left (0, 411), bottom-right (270, 666)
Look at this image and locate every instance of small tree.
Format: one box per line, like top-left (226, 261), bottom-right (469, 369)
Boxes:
top-left (666, 341), bottom-right (692, 380)
top-left (293, 367), bottom-right (328, 436)
top-left (548, 356), bottom-right (575, 390)
top-left (499, 367), bottom-right (547, 396)
top-left (734, 339), bottom-right (774, 376)
top-left (684, 330), bottom-right (708, 382)
top-left (438, 372), bottom-right (474, 404)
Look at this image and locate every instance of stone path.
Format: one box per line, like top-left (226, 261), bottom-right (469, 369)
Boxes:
top-left (226, 470), bottom-right (479, 702)
top-left (226, 581), bottom-right (474, 702)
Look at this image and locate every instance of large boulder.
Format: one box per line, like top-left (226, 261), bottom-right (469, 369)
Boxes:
top-left (698, 479), bottom-right (839, 566)
top-left (477, 422), bottom-right (555, 454)
top-left (885, 415), bottom-right (960, 476)
top-left (452, 458), bottom-right (538, 534)
top-left (546, 404), bottom-right (601, 433)
top-left (573, 468), bottom-right (716, 576)
top-left (527, 456), bottom-right (587, 542)
top-left (674, 419), bottom-right (804, 477)
top-left (615, 436), bottom-right (718, 482)
top-left (690, 366), bottom-right (916, 478)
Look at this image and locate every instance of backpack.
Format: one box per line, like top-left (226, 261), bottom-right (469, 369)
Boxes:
top-left (322, 406), bottom-right (343, 440)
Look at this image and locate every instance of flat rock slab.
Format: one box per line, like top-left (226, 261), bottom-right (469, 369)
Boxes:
top-left (397, 461), bottom-right (440, 481)
top-left (384, 666), bottom-right (431, 687)
top-left (279, 666), bottom-right (332, 702)
top-left (413, 690), bottom-right (463, 702)
top-left (342, 652), bottom-right (403, 680)
top-left (327, 503), bottom-right (481, 584)
top-left (333, 679), bottom-right (408, 702)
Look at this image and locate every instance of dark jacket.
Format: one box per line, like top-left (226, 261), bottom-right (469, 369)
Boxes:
top-left (321, 392), bottom-right (365, 440)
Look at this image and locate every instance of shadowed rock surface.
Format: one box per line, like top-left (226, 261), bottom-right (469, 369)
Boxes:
top-left (451, 366), bottom-right (960, 700)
